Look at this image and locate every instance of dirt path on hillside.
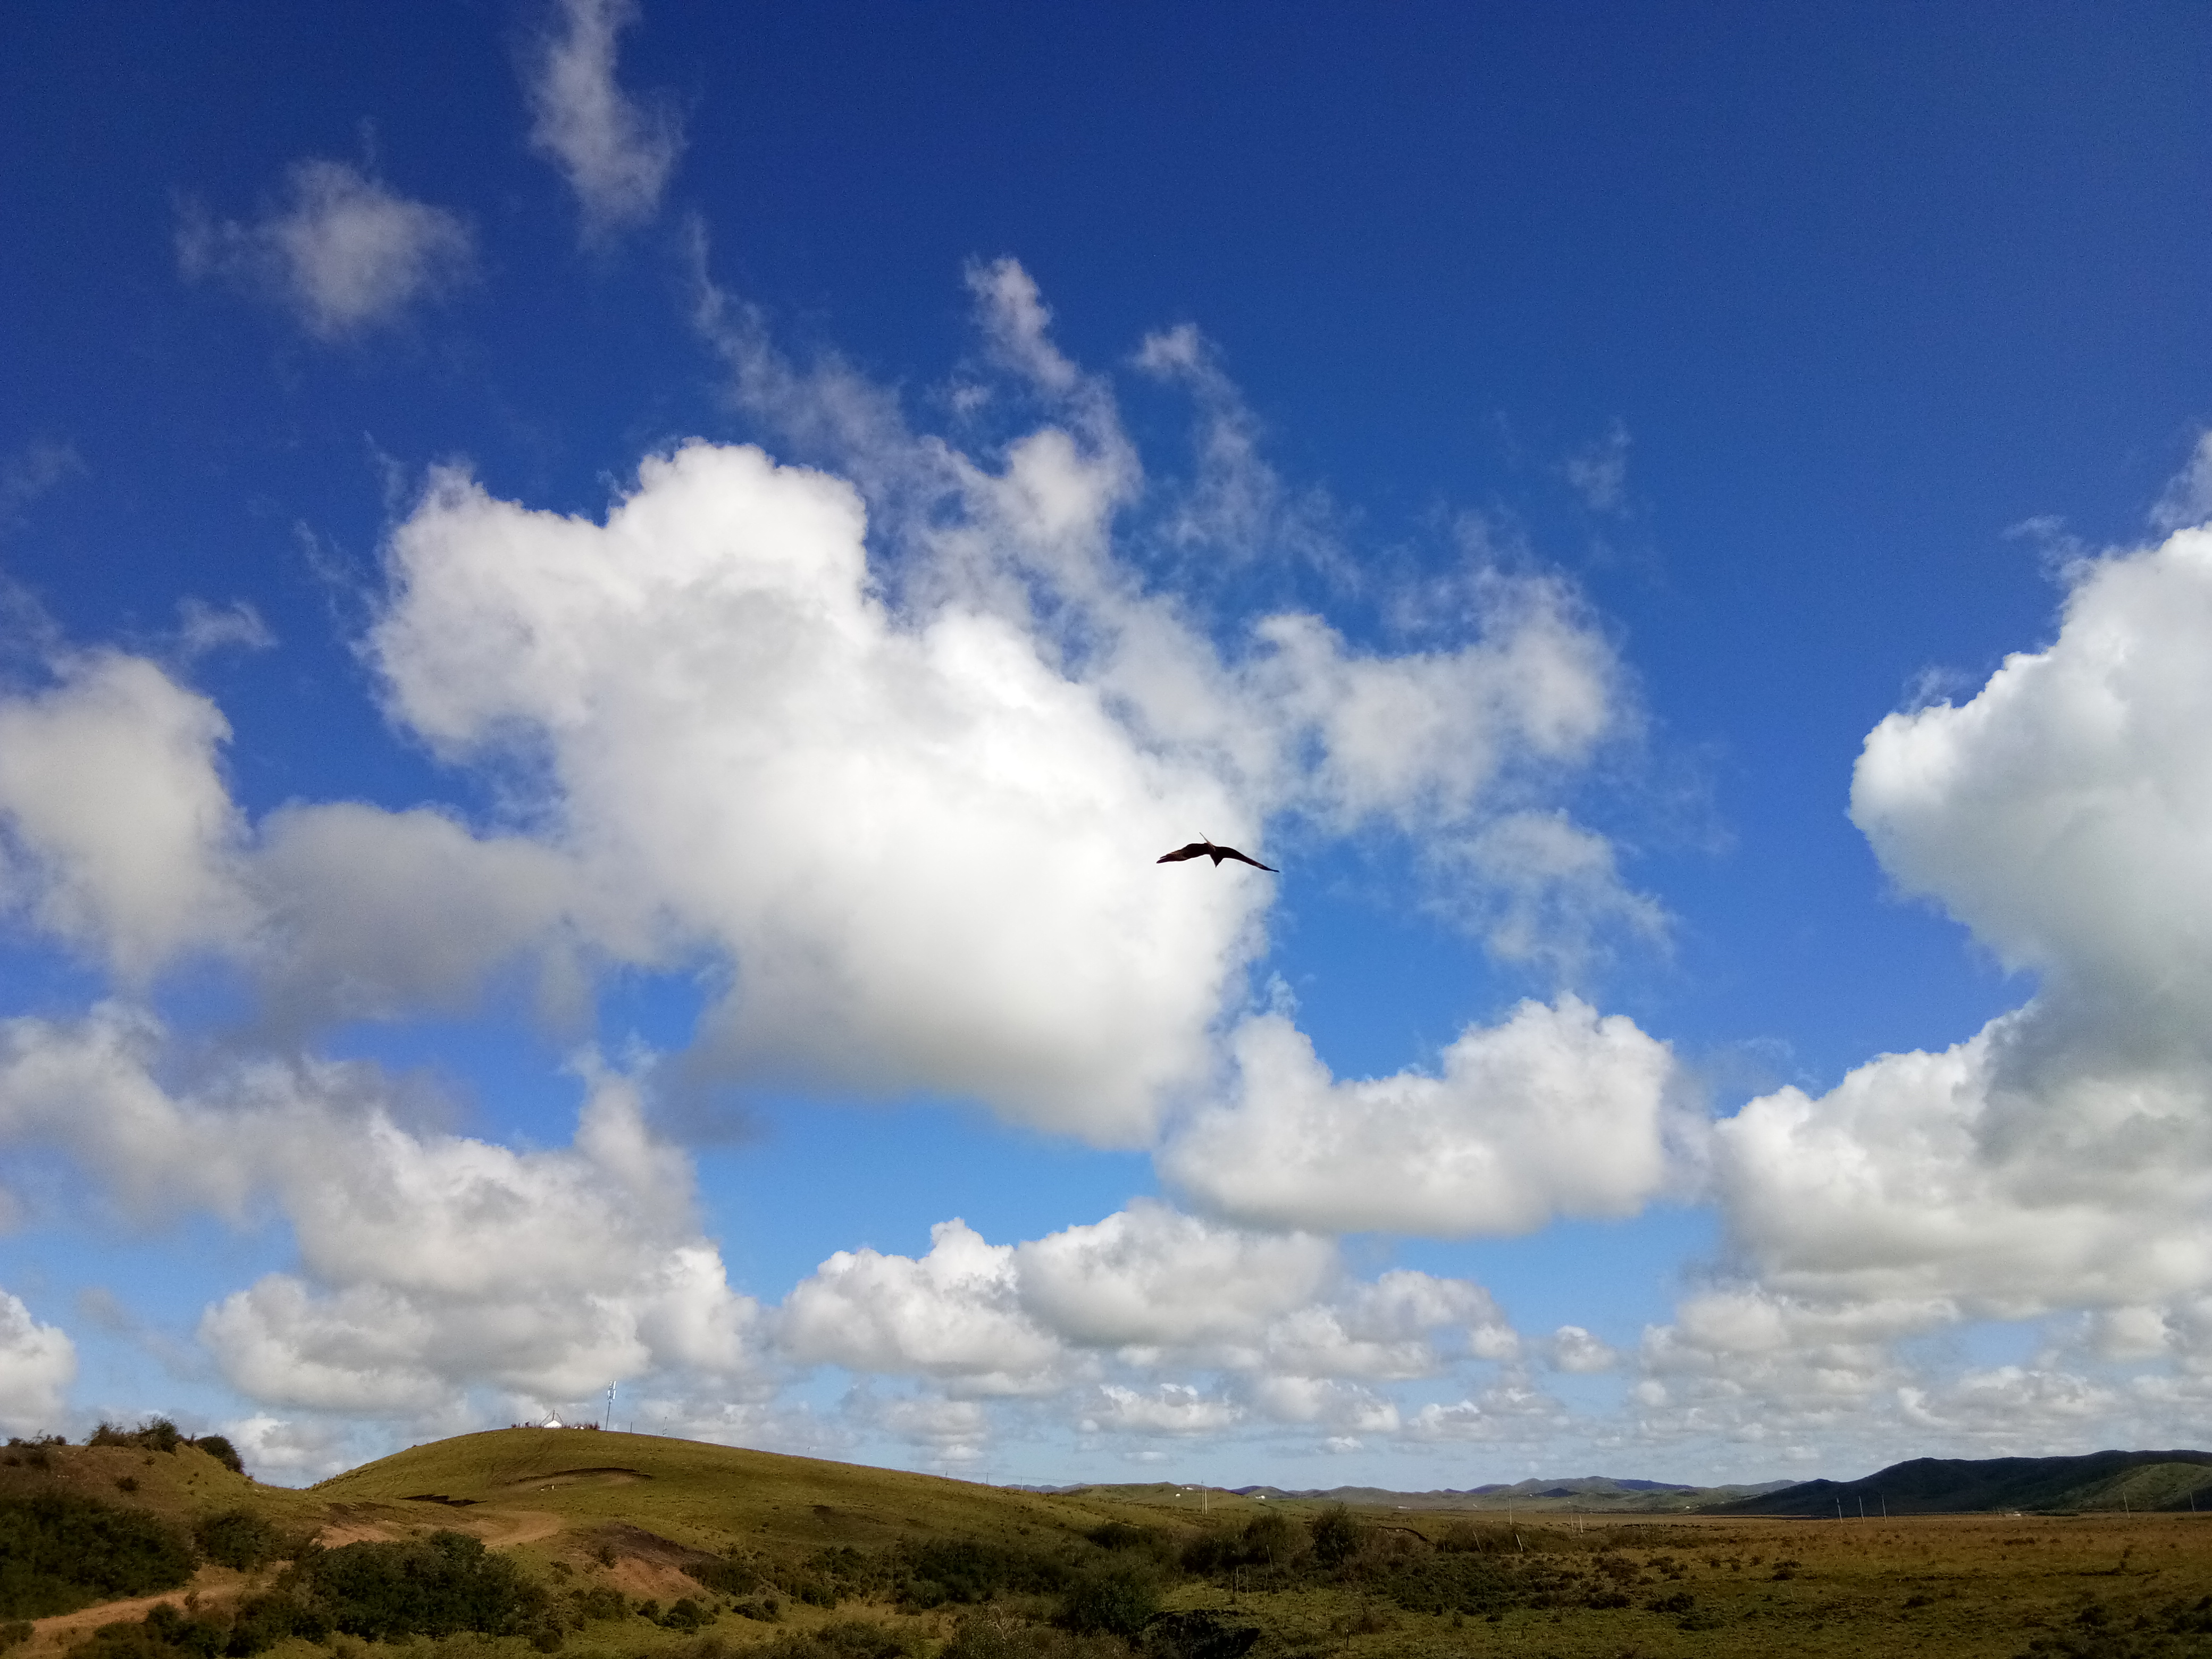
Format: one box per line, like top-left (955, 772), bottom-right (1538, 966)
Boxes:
top-left (28, 1576), bottom-right (247, 1653)
top-left (26, 1509), bottom-right (566, 1650)
top-left (467, 1507), bottom-right (564, 1547)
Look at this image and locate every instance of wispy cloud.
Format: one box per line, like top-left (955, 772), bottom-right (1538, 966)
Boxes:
top-left (0, 442), bottom-right (87, 529)
top-left (524, 0), bottom-right (684, 239)
top-left (177, 160), bottom-right (474, 338)
top-left (1561, 421), bottom-right (1631, 515)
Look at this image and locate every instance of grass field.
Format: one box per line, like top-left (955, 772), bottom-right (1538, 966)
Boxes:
top-left (9, 1429), bottom-right (2212, 1658)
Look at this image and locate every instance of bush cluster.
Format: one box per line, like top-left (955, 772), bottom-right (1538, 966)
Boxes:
top-left (0, 1492), bottom-right (196, 1619)
top-left (75, 1527), bottom-right (567, 1659)
top-left (82, 1421), bottom-right (241, 1473)
top-left (290, 1529), bottom-right (556, 1645)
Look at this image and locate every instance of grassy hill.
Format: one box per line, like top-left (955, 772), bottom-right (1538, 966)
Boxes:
top-left (1711, 1448), bottom-right (2212, 1515)
top-left (0, 1437), bottom-right (314, 1534)
top-left (309, 1427), bottom-right (1180, 1561)
top-left (12, 1431), bottom-right (2212, 1657)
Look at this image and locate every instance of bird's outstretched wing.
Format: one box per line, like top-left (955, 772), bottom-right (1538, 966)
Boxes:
top-left (1211, 844), bottom-right (1278, 873)
top-left (1157, 842), bottom-right (1212, 864)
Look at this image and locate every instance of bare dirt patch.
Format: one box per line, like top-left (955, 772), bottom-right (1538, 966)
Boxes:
top-left (26, 1572), bottom-right (248, 1654)
top-left (498, 1467), bottom-right (647, 1492)
top-left (313, 1510), bottom-right (404, 1546)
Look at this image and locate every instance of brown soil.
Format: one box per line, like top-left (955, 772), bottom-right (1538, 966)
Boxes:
top-left (497, 1468), bottom-right (646, 1492)
top-left (25, 1572), bottom-right (248, 1655)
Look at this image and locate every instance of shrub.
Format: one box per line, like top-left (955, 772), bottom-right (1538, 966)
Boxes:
top-left (750, 1622), bottom-right (915, 1659)
top-left (194, 1510), bottom-right (281, 1571)
top-left (72, 1603), bottom-right (229, 1659)
top-left (1057, 1561), bottom-right (1159, 1640)
top-left (87, 1421), bottom-right (183, 1456)
top-left (568, 1586), bottom-right (628, 1623)
top-left (290, 1529), bottom-right (552, 1641)
top-left (657, 1597), bottom-right (714, 1631)
top-left (1308, 1507), bottom-right (1367, 1569)
top-left (190, 1438), bottom-right (243, 1477)
top-left (942, 1607), bottom-right (1130, 1659)
top-left (685, 1556), bottom-right (759, 1596)
top-left (0, 1491), bottom-right (197, 1618)
top-left (229, 1590), bottom-right (329, 1653)
top-left (0, 1623), bottom-right (29, 1653)
top-left (1180, 1511), bottom-right (1306, 1577)
top-left (895, 1538), bottom-right (1069, 1608)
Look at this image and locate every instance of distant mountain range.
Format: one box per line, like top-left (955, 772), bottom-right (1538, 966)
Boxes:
top-left (1227, 1477), bottom-right (1795, 1510)
top-left (1714, 1449), bottom-right (2212, 1516)
top-left (1015, 1451), bottom-right (2212, 1516)
top-left (1006, 1476), bottom-right (1792, 1509)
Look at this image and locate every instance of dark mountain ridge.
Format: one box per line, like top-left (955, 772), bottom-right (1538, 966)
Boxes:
top-left (1714, 1449), bottom-right (2212, 1515)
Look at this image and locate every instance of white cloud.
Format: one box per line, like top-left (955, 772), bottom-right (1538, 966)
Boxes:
top-left (0, 1007), bottom-right (760, 1419)
top-left (780, 1220), bottom-right (1068, 1395)
top-left (698, 254), bottom-right (1662, 983)
top-left (371, 443), bottom-right (1250, 1144)
top-left (1713, 527), bottom-right (2212, 1320)
top-left (1627, 525), bottom-right (2212, 1463)
top-left (1561, 423), bottom-right (1631, 515)
top-left (1013, 1201), bottom-right (1337, 1351)
top-left (1543, 1326), bottom-right (1618, 1374)
top-left (1, 261), bottom-right (1669, 1150)
top-left (0, 441), bottom-right (86, 528)
top-left (525, 0), bottom-right (683, 238)
top-left (1130, 324), bottom-right (1342, 579)
top-left (1433, 810), bottom-right (1668, 975)
top-left (856, 1392), bottom-right (992, 1462)
top-left (0, 1291), bottom-right (74, 1437)
top-left (1159, 996), bottom-right (1683, 1237)
top-left (223, 1413), bottom-right (363, 1484)
top-left (776, 1202), bottom-right (1519, 1436)
top-left (0, 654), bottom-right (248, 981)
top-left (1080, 1382), bottom-right (1239, 1437)
top-left (2151, 430), bottom-right (2212, 533)
top-left (178, 160), bottom-right (473, 338)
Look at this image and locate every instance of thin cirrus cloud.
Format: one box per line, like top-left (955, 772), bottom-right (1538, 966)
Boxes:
top-left (177, 159), bottom-right (474, 338)
top-left (523, 0), bottom-right (684, 238)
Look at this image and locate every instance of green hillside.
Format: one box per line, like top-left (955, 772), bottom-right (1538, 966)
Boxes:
top-left (311, 1428), bottom-right (1168, 1559)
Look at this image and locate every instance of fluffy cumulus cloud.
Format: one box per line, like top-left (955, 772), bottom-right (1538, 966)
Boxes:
top-left (0, 259), bottom-right (1681, 1456)
top-left (0, 1292), bottom-right (74, 1438)
top-left (0, 653), bottom-right (249, 979)
top-left (524, 0), bottom-right (683, 237)
top-left (371, 443), bottom-right (1251, 1143)
top-left (777, 1200), bottom-right (1518, 1447)
top-left (1639, 520), bottom-right (2212, 1454)
top-left (178, 160), bottom-right (473, 337)
top-left (0, 1007), bottom-right (759, 1420)
top-left (1160, 996), bottom-right (1683, 1236)
top-left (1735, 525), bottom-right (2212, 1315)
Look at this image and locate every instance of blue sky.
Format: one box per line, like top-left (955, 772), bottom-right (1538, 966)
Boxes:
top-left (4, 1), bottom-right (2211, 1487)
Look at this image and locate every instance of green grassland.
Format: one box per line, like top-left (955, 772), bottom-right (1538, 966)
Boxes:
top-left (7, 1429), bottom-right (2212, 1659)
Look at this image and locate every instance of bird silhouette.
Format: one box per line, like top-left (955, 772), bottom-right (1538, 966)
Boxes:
top-left (1157, 839), bottom-right (1277, 873)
